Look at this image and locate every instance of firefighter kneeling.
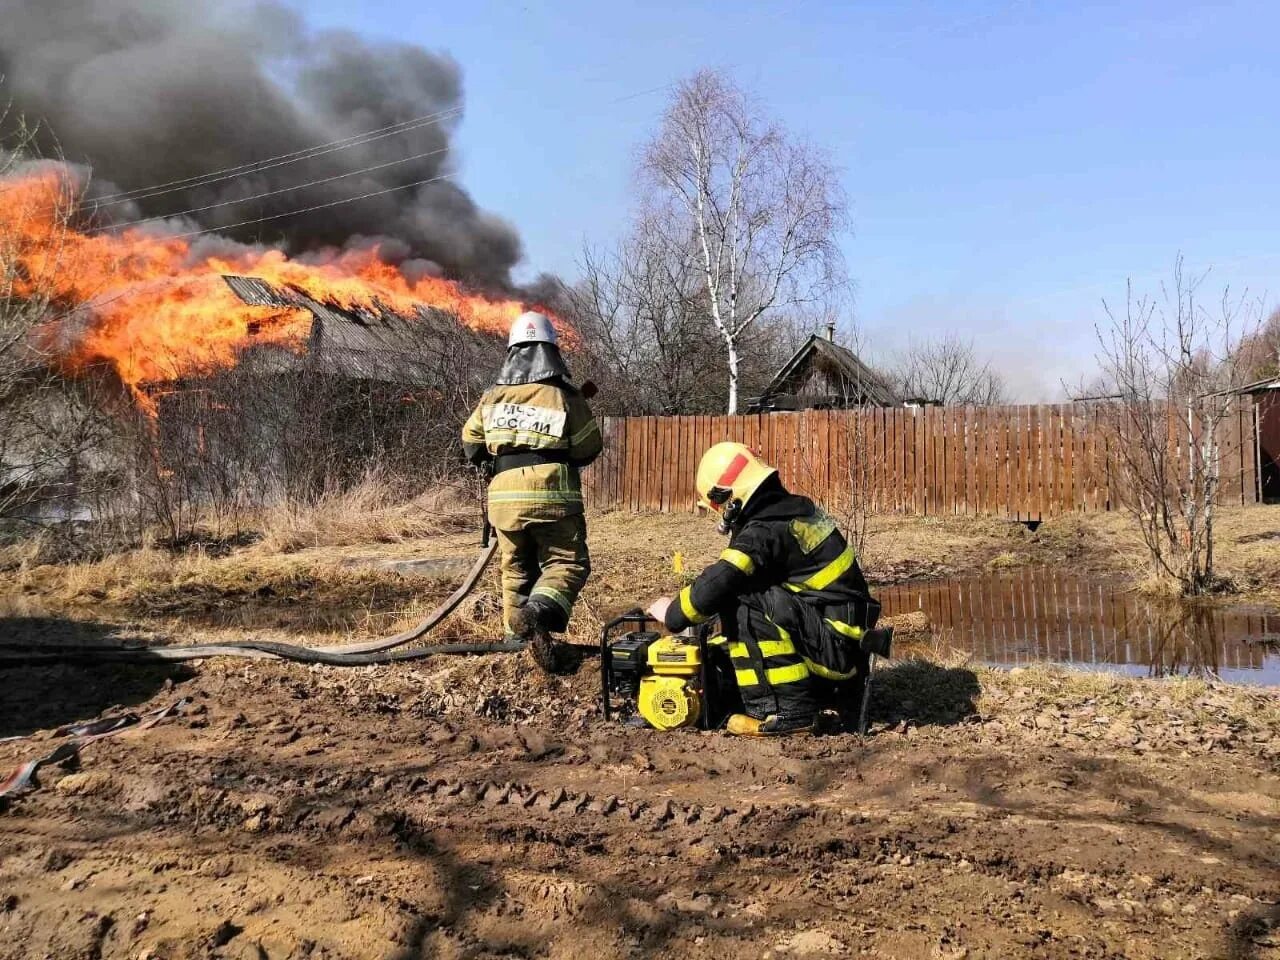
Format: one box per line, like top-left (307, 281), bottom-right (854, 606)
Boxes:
top-left (648, 442), bottom-right (882, 736)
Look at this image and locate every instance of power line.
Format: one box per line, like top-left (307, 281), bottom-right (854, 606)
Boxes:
top-left (89, 106), bottom-right (462, 207)
top-left (165, 171), bottom-right (455, 241)
top-left (101, 146), bottom-right (451, 232)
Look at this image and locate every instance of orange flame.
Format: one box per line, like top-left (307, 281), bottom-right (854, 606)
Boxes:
top-left (2, 166), bottom-right (566, 403)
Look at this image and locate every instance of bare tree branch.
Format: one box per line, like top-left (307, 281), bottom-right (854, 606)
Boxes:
top-left (887, 333), bottom-right (1008, 406)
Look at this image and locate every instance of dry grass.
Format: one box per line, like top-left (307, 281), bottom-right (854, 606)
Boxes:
top-left (986, 551), bottom-right (1025, 570)
top-left (256, 476), bottom-right (477, 554)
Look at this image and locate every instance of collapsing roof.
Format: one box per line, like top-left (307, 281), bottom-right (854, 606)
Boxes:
top-left (222, 274), bottom-right (480, 386)
top-left (749, 334), bottom-right (899, 412)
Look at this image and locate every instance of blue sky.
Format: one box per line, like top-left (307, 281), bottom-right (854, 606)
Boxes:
top-left (306, 0), bottom-right (1279, 399)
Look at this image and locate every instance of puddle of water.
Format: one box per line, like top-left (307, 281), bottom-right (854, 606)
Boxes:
top-left (879, 567), bottom-right (1280, 686)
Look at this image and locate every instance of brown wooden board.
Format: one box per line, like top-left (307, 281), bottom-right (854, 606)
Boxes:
top-left (1059, 404), bottom-right (1071, 512)
top-left (1243, 400), bottom-right (1259, 504)
top-left (646, 416), bottom-right (658, 510)
top-left (1021, 405), bottom-right (1033, 520)
top-left (937, 406), bottom-right (948, 515)
top-left (924, 407), bottom-right (937, 515)
top-left (1030, 405), bottom-right (1043, 520)
top-left (672, 416), bottom-right (685, 512)
top-left (966, 406), bottom-right (979, 515)
top-left (916, 407), bottom-right (928, 515)
top-left (994, 407), bottom-right (1007, 517)
top-left (976, 406), bottom-right (989, 514)
top-left (1012, 406), bottom-right (1025, 520)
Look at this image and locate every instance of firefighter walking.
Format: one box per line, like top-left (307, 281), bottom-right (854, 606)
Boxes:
top-left (648, 442), bottom-right (882, 735)
top-left (463, 311), bottom-right (602, 671)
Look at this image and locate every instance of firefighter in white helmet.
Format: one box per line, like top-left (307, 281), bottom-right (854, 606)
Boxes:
top-left (648, 442), bottom-right (883, 735)
top-left (462, 311), bottom-right (601, 671)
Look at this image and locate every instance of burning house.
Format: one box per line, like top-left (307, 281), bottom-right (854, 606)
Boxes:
top-left (0, 169), bottom-right (555, 517)
top-left (217, 274), bottom-right (496, 387)
top-left (134, 274), bottom-right (515, 506)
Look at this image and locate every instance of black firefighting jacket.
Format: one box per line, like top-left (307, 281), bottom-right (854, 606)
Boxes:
top-left (663, 476), bottom-right (878, 678)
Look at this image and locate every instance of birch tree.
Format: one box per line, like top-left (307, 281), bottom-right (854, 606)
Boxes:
top-left (641, 71), bottom-right (847, 414)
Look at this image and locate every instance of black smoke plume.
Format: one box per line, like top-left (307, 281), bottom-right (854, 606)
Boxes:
top-left (0, 0), bottom-right (524, 288)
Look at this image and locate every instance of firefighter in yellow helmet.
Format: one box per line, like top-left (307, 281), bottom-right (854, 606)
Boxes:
top-left (648, 442), bottom-right (883, 735)
top-left (462, 311), bottom-right (602, 672)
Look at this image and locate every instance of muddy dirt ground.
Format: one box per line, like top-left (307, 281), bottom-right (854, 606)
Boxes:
top-left (2, 509), bottom-right (1278, 959)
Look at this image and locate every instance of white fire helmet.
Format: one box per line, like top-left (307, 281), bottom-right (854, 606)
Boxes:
top-left (508, 311), bottom-right (558, 348)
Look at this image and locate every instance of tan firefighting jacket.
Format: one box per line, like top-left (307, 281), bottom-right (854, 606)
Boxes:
top-left (462, 381), bottom-right (602, 531)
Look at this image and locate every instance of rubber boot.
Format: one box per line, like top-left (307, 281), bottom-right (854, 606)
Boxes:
top-left (511, 598), bottom-right (561, 674)
top-left (725, 713), bottom-right (813, 737)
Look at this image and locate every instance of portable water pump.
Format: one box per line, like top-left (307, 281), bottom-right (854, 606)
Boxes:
top-left (599, 612), bottom-right (738, 731)
top-left (599, 610), bottom-right (892, 734)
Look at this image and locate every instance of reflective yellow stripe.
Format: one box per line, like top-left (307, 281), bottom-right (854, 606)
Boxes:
top-left (735, 663), bottom-right (809, 687)
top-left (484, 430), bottom-right (567, 447)
top-left (719, 548), bottom-right (756, 575)
top-left (571, 420), bottom-right (600, 445)
top-left (825, 618), bottom-right (863, 640)
top-left (766, 663), bottom-right (810, 685)
top-left (530, 585), bottom-right (571, 615)
top-left (728, 639), bottom-right (795, 659)
top-left (788, 546), bottom-right (856, 592)
top-left (803, 657), bottom-right (857, 681)
top-left (489, 491), bottom-right (583, 503)
top-left (679, 586), bottom-right (707, 624)
top-left (708, 635), bottom-right (728, 646)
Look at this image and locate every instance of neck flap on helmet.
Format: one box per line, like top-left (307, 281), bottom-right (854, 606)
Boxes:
top-left (496, 342), bottom-right (572, 386)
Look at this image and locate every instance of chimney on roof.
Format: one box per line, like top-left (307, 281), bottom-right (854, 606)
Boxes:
top-left (825, 321), bottom-right (836, 342)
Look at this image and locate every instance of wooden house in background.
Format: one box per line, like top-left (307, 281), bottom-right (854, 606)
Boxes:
top-left (748, 327), bottom-right (898, 412)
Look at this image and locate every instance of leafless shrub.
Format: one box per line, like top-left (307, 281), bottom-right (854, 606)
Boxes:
top-left (1092, 256), bottom-right (1264, 595)
top-left (836, 410), bottom-right (889, 566)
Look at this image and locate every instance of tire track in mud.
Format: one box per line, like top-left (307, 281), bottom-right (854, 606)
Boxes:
top-left (119, 761), bottom-right (1271, 911)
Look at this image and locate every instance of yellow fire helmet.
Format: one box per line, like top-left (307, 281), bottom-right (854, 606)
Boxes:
top-left (695, 442), bottom-right (778, 512)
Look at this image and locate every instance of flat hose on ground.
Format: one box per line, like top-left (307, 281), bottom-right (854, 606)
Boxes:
top-left (0, 542), bottom-right (515, 667)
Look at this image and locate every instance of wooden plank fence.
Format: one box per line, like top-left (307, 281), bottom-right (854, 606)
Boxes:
top-left (582, 401), bottom-right (1260, 520)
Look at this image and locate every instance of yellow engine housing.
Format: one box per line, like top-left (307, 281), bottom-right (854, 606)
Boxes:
top-left (638, 675), bottom-right (701, 730)
top-left (637, 636), bottom-right (702, 730)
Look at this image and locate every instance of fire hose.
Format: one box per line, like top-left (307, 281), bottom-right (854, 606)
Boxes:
top-left (0, 540), bottom-right (511, 667)
top-left (0, 472), bottom-right (511, 667)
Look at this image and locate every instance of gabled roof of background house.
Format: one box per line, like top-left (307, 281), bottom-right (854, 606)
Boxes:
top-left (1233, 375), bottom-right (1280, 395)
top-left (222, 274), bottom-right (475, 385)
top-left (1199, 374), bottom-right (1280, 400)
top-left (755, 333), bottom-right (899, 408)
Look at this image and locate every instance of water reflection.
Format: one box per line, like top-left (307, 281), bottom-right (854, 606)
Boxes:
top-left (879, 567), bottom-right (1280, 686)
